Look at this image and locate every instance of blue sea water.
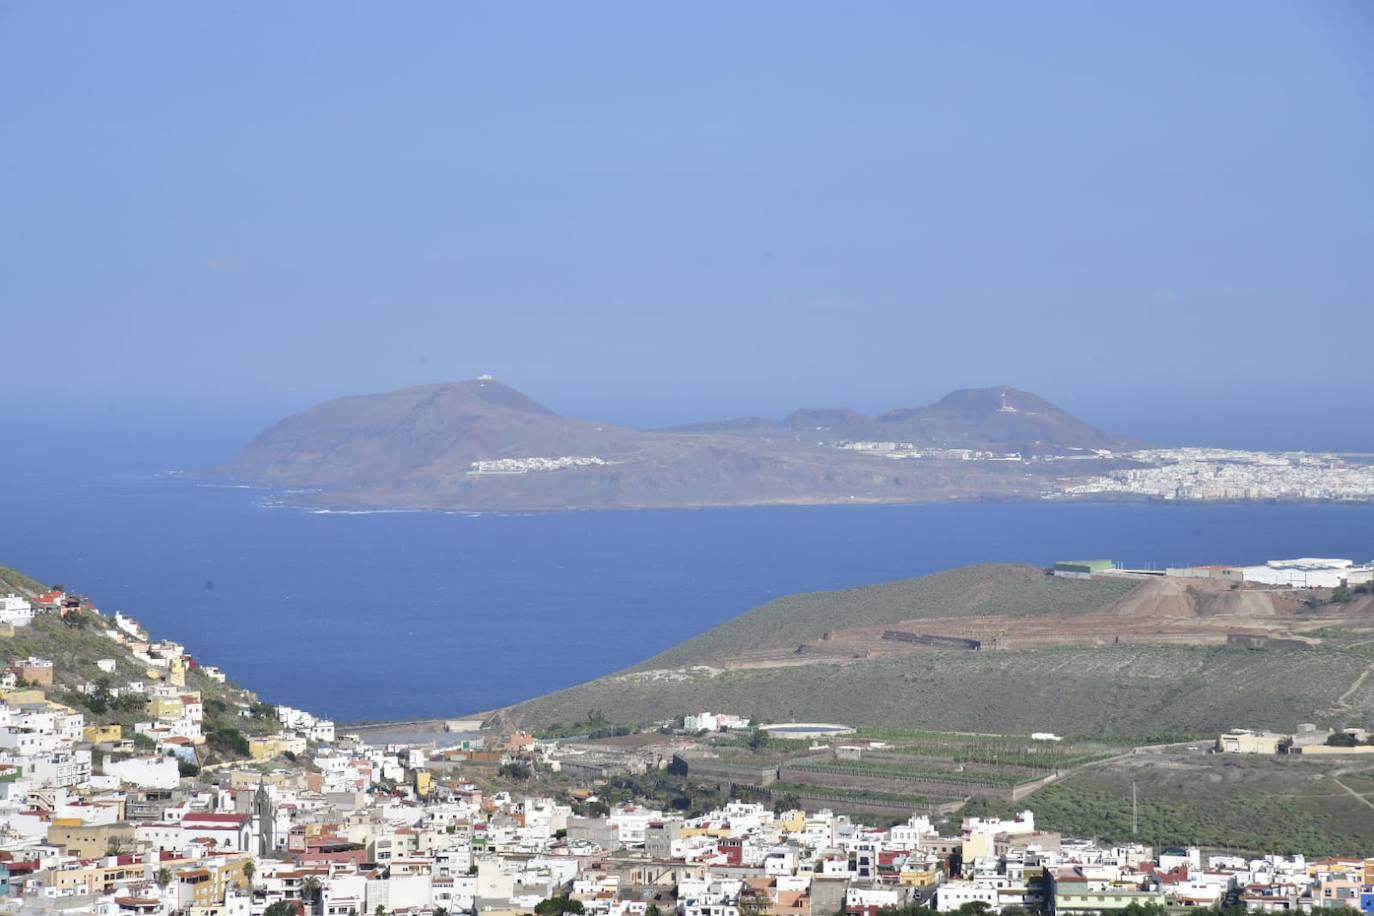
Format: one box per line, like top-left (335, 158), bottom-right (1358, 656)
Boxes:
top-left (1, 471), bottom-right (1371, 723)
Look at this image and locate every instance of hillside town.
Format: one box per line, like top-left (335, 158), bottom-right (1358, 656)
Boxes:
top-left (3, 582), bottom-right (1374, 916)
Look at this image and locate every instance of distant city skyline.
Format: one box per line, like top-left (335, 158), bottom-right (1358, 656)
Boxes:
top-left (2, 2), bottom-right (1372, 459)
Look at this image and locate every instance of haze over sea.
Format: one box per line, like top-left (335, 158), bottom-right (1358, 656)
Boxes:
top-left (2, 463), bottom-right (1372, 723)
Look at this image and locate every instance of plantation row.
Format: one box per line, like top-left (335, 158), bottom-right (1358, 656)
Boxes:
top-left (878, 744), bottom-right (1115, 769)
top-left (788, 760), bottom-right (1037, 788)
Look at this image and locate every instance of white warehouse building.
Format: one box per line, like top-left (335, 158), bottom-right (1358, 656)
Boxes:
top-left (1241, 558), bottom-right (1373, 588)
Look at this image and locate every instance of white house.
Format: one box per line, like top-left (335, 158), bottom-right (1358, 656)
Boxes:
top-left (104, 754), bottom-right (180, 789)
top-left (0, 595), bottom-right (34, 627)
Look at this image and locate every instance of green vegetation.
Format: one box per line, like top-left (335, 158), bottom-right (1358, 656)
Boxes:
top-left (790, 759), bottom-right (1029, 788)
top-left (512, 640), bottom-right (1372, 739)
top-left (534, 709), bottom-right (633, 739)
top-left (634, 564), bottom-right (1136, 669)
top-left (509, 564), bottom-right (1374, 740)
top-left (963, 751), bottom-right (1374, 856)
top-left (207, 728), bottom-right (250, 758)
top-left (765, 781), bottom-right (946, 809)
top-left (874, 739), bottom-right (1116, 769)
top-left (497, 762), bottom-right (533, 780)
top-left (534, 897), bottom-right (585, 916)
top-left (0, 565), bottom-right (47, 594)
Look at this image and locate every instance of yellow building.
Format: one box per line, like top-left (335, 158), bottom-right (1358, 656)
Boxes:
top-left (46, 853), bottom-right (194, 895)
top-left (85, 724), bottom-right (124, 744)
top-left (227, 769), bottom-right (292, 789)
top-left (899, 866), bottom-right (940, 887)
top-left (774, 810), bottom-right (806, 833)
top-left (248, 734), bottom-right (306, 760)
top-left (48, 821), bottom-right (134, 858)
top-left (680, 824), bottom-right (733, 839)
top-left (146, 695), bottom-right (185, 720)
top-left (0, 688), bottom-right (47, 705)
top-left (962, 832), bottom-right (995, 864)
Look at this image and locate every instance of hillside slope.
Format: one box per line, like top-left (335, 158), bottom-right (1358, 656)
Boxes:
top-left (636, 564), bottom-right (1136, 669)
top-left (506, 642), bottom-right (1374, 738)
top-left (503, 565), bottom-right (1374, 737)
top-left (0, 565), bottom-right (282, 747)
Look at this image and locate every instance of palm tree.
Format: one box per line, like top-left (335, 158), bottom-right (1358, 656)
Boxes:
top-left (302, 876), bottom-right (323, 914)
top-left (154, 867), bottom-right (172, 889)
top-left (242, 859), bottom-right (256, 886)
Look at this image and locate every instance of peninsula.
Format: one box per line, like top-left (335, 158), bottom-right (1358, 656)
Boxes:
top-left (217, 379), bottom-right (1374, 511)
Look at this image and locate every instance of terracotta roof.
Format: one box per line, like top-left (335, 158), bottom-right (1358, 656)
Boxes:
top-left (183, 812), bottom-right (248, 825)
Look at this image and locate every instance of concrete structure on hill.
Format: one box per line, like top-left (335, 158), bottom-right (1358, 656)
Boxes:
top-left (1052, 560), bottom-right (1115, 579)
top-left (1217, 729), bottom-right (1288, 754)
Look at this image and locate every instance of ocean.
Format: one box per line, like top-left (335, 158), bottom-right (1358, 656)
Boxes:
top-left (1, 471), bottom-right (1372, 723)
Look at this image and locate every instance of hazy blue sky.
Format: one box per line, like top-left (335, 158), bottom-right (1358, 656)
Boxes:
top-left (3, 2), bottom-right (1373, 461)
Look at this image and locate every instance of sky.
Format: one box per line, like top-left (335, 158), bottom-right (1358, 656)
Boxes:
top-left (2, 1), bottom-right (1373, 466)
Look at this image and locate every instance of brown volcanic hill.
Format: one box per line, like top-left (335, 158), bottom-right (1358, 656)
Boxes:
top-left (873, 386), bottom-right (1140, 454)
top-left (222, 379), bottom-right (647, 488)
top-left (664, 386), bottom-right (1138, 454)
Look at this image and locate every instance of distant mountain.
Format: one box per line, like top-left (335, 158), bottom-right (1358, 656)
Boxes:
top-left (872, 386), bottom-right (1141, 454)
top-left (664, 386), bottom-right (1138, 454)
top-left (226, 379), bottom-right (645, 489)
top-left (219, 379), bottom-right (1140, 511)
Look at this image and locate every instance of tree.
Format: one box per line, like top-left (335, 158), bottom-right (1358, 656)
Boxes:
top-left (375, 906), bottom-right (388, 916)
top-left (209, 727), bottom-right (251, 757)
top-left (265, 904), bottom-right (299, 916)
top-left (748, 728), bottom-right (770, 753)
top-left (498, 762), bottom-right (532, 780)
top-left (242, 859), bottom-right (256, 885)
top-left (645, 906), bottom-right (662, 916)
top-left (154, 867), bottom-right (172, 889)
top-left (534, 896), bottom-right (586, 916)
top-left (302, 876), bottom-right (323, 913)
top-left (772, 792), bottom-right (801, 814)
top-left (178, 759), bottom-right (201, 778)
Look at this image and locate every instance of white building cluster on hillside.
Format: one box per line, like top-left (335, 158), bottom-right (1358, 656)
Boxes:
top-left (467, 456), bottom-right (611, 475)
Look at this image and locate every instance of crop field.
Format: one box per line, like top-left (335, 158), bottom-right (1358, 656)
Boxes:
top-left (870, 740), bottom-right (1118, 769)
